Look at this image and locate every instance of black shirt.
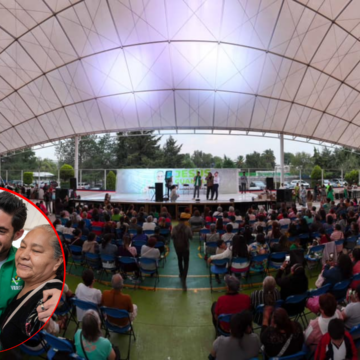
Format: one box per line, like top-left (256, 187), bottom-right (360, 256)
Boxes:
top-left (0, 277), bottom-right (63, 350)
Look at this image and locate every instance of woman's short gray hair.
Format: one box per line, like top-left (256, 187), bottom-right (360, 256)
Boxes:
top-left (29, 224), bottom-right (64, 276)
top-left (263, 276), bottom-right (276, 292)
top-left (229, 206), bottom-right (234, 212)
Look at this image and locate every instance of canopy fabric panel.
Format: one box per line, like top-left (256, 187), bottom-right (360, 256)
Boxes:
top-left (0, 0), bottom-right (359, 152)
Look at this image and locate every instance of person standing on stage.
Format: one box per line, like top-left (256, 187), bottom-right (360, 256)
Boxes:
top-left (171, 217), bottom-right (193, 291)
top-left (205, 172), bottom-right (214, 200)
top-left (193, 171), bottom-right (202, 199)
top-left (213, 172), bottom-right (220, 200)
top-left (240, 172), bottom-right (247, 194)
top-left (166, 176), bottom-right (173, 198)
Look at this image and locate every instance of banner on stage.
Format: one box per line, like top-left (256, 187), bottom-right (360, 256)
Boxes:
top-left (116, 169), bottom-right (238, 194)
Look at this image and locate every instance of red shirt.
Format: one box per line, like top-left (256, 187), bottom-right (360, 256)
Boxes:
top-left (215, 293), bottom-right (251, 332)
top-left (319, 234), bottom-right (329, 244)
top-left (91, 221), bottom-right (104, 235)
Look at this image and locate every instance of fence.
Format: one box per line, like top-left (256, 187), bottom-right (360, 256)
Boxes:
top-left (2, 167), bottom-right (359, 191)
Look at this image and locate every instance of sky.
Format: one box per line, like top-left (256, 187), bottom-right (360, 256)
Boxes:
top-left (33, 133), bottom-right (323, 164)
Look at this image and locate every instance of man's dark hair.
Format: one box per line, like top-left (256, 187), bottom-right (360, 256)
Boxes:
top-left (82, 269), bottom-right (94, 286)
top-left (328, 319), bottom-right (345, 340)
top-left (0, 192), bottom-right (27, 233)
top-left (319, 294), bottom-right (337, 317)
top-left (87, 232), bottom-right (96, 241)
top-left (154, 226), bottom-right (160, 234)
top-left (217, 240), bottom-right (224, 248)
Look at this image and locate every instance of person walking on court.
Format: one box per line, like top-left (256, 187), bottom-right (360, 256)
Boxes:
top-left (240, 172), bottom-right (247, 194)
top-left (171, 217), bottom-right (193, 291)
top-left (193, 171), bottom-right (202, 199)
top-left (205, 172), bottom-right (214, 200)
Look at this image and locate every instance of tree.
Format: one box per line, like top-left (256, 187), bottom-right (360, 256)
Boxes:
top-left (345, 170), bottom-right (359, 184)
top-left (191, 151), bottom-right (214, 167)
top-left (262, 149), bottom-right (276, 169)
top-left (284, 152), bottom-right (294, 165)
top-left (236, 155), bottom-right (245, 168)
top-left (60, 164), bottom-right (74, 181)
top-left (311, 165), bottom-right (322, 180)
top-left (244, 151), bottom-right (263, 169)
top-left (160, 136), bottom-right (184, 168)
top-left (23, 172), bottom-right (33, 185)
top-left (223, 155), bottom-right (235, 168)
top-left (214, 156), bottom-right (223, 168)
top-left (182, 154), bottom-right (196, 168)
top-left (106, 171), bottom-right (116, 190)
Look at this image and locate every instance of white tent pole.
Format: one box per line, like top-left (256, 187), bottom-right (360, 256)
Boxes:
top-left (74, 136), bottom-right (79, 184)
top-left (280, 134), bottom-right (285, 185)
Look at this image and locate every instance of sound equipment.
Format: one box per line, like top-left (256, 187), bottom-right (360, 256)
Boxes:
top-left (277, 189), bottom-right (292, 202)
top-left (56, 188), bottom-right (69, 201)
top-left (155, 182), bottom-right (163, 202)
top-left (229, 198), bottom-right (234, 202)
top-left (70, 177), bottom-right (77, 190)
top-left (266, 177), bottom-right (274, 190)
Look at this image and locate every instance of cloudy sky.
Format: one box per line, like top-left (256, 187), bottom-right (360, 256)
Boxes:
top-left (33, 133), bottom-right (323, 164)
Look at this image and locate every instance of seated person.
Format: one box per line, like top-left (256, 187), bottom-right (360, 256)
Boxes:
top-left (304, 293), bottom-right (342, 351)
top-left (330, 224), bottom-right (344, 241)
top-left (315, 319), bottom-right (357, 360)
top-left (62, 220), bottom-right (75, 237)
top-left (261, 307), bottom-right (304, 358)
top-left (228, 216), bottom-right (238, 230)
top-left (213, 206), bottom-right (223, 217)
top-left (140, 237), bottom-right (160, 270)
top-left (323, 254), bottom-right (353, 287)
top-left (74, 310), bottom-right (116, 360)
top-left (210, 311), bottom-right (260, 360)
top-left (290, 237), bottom-right (302, 250)
top-left (189, 210), bottom-right (205, 231)
top-left (341, 284), bottom-right (360, 334)
top-left (91, 215), bottom-right (104, 236)
top-left (82, 232), bottom-right (99, 254)
top-left (99, 234), bottom-right (117, 257)
top-left (128, 217), bottom-right (138, 230)
top-left (142, 216), bottom-right (156, 232)
top-left (0, 225), bottom-right (64, 350)
top-left (204, 224), bottom-right (220, 256)
top-left (221, 224), bottom-right (234, 242)
top-left (248, 234), bottom-right (269, 257)
top-left (211, 275), bottom-right (251, 333)
top-left (70, 228), bottom-right (83, 247)
top-left (77, 220), bottom-right (90, 236)
top-left (132, 227), bottom-right (148, 242)
top-left (275, 263), bottom-right (308, 316)
top-left (102, 274), bottom-right (137, 326)
top-left (75, 269), bottom-right (102, 322)
top-left (271, 235), bottom-right (290, 253)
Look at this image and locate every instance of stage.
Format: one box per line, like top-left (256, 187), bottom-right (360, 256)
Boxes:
top-left (75, 191), bottom-right (275, 219)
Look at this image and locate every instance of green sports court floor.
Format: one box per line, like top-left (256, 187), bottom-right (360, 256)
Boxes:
top-left (52, 234), bottom-right (320, 360)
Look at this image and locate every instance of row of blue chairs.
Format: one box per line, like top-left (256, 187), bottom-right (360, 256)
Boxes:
top-left (68, 248), bottom-right (161, 290)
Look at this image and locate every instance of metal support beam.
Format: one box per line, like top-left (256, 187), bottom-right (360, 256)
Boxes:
top-left (321, 169), bottom-right (324, 185)
top-left (74, 136), bottom-right (79, 183)
top-left (104, 169), bottom-right (107, 191)
top-left (21, 170), bottom-right (23, 185)
top-left (280, 134), bottom-right (285, 184)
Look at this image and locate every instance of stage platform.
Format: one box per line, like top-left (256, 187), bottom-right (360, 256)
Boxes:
top-left (75, 191), bottom-right (275, 219)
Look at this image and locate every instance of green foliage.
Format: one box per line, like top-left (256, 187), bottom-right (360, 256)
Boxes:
top-left (311, 165), bottom-right (322, 179)
top-left (106, 171), bottom-right (116, 190)
top-left (60, 164), bottom-right (74, 181)
top-left (223, 155), bottom-right (235, 168)
top-left (182, 154), bottom-right (196, 168)
top-left (23, 172), bottom-right (33, 185)
top-left (161, 136), bottom-right (184, 168)
top-left (345, 170), bottom-right (359, 184)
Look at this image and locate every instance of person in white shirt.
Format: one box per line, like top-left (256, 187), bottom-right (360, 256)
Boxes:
top-left (278, 213), bottom-right (291, 230)
top-left (213, 172), bottom-right (220, 201)
top-left (140, 237), bottom-right (160, 270)
top-left (75, 269), bottom-right (102, 322)
top-left (143, 215), bottom-right (156, 232)
top-left (213, 206), bottom-right (223, 217)
top-left (222, 224), bottom-right (235, 242)
top-left (38, 187), bottom-right (44, 200)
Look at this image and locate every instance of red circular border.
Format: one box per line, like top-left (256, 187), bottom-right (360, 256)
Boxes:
top-left (0, 187), bottom-right (66, 352)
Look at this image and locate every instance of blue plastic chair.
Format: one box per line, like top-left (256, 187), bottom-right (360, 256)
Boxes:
top-left (335, 239), bottom-right (344, 254)
top-left (100, 306), bottom-right (136, 360)
top-left (100, 254), bottom-right (117, 277)
top-left (92, 226), bottom-right (103, 234)
top-left (350, 324), bottom-right (360, 348)
top-left (269, 351), bottom-right (307, 360)
top-left (229, 257), bottom-right (250, 274)
top-left (331, 279), bottom-right (351, 302)
top-left (118, 256), bottom-right (139, 283)
top-left (217, 229), bottom-right (225, 235)
top-left (19, 332), bottom-right (48, 357)
top-left (346, 236), bottom-right (358, 250)
top-left (155, 241), bottom-right (166, 266)
top-left (254, 299), bottom-right (284, 327)
top-left (305, 244), bottom-right (325, 277)
top-left (269, 238), bottom-right (280, 246)
top-left (64, 233), bottom-right (74, 242)
top-left (128, 229), bottom-right (137, 236)
top-left (307, 283), bottom-right (331, 298)
top-left (268, 252), bottom-right (287, 270)
top-left (249, 254), bottom-right (269, 286)
top-left (55, 294), bottom-right (76, 336)
top-left (209, 258), bottom-right (229, 292)
top-left (216, 314), bottom-right (232, 337)
top-left (285, 293), bottom-right (308, 328)
top-left (41, 330), bottom-right (83, 360)
top-left (159, 228), bottom-right (170, 237)
top-left (71, 298), bottom-right (101, 332)
top-left (352, 272), bottom-right (360, 282)
top-left (133, 240), bottom-right (146, 255)
top-left (138, 257), bottom-right (159, 291)
top-left (84, 252), bottom-right (103, 279)
top-left (68, 245), bottom-right (83, 273)
top-left (144, 230), bottom-right (154, 236)
top-left (281, 224), bottom-right (289, 231)
top-left (325, 228), bottom-right (333, 235)
top-left (199, 228), bottom-right (210, 253)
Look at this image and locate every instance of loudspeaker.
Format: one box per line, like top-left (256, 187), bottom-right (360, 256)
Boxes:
top-left (155, 182), bottom-right (163, 202)
top-left (229, 198), bottom-right (235, 202)
top-left (266, 177), bottom-right (274, 190)
top-left (56, 188), bottom-right (69, 201)
top-left (277, 189), bottom-right (292, 202)
top-left (70, 177), bottom-right (77, 190)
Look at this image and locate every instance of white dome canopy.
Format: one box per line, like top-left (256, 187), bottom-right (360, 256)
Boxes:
top-left (0, 0), bottom-right (359, 153)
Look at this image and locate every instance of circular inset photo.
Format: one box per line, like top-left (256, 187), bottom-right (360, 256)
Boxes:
top-left (0, 189), bottom-right (65, 352)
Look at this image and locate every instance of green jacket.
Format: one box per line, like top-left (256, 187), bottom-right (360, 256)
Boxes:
top-left (0, 246), bottom-right (24, 320)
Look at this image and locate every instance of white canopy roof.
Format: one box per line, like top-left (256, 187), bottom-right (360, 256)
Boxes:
top-left (0, 0), bottom-right (359, 153)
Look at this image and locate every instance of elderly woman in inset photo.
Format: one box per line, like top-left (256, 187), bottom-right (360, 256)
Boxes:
top-left (0, 224), bottom-right (64, 350)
